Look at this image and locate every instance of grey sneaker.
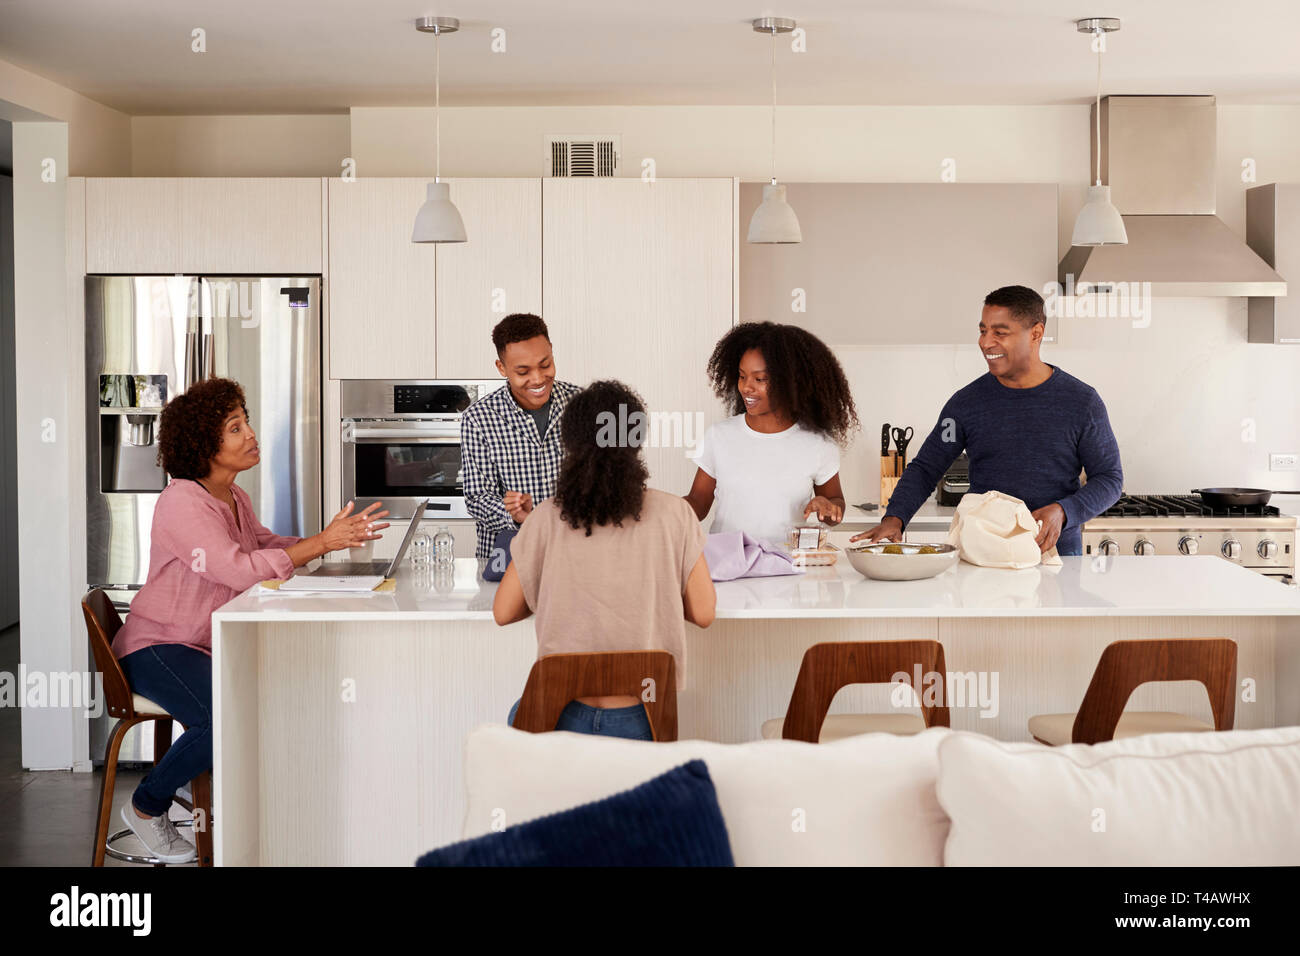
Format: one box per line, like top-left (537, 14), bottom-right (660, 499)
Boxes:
top-left (120, 803), bottom-right (197, 864)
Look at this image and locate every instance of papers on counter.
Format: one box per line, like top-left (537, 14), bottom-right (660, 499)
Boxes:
top-left (274, 575), bottom-right (387, 594)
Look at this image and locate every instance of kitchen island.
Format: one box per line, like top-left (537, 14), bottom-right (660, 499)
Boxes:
top-left (211, 555), bottom-right (1300, 865)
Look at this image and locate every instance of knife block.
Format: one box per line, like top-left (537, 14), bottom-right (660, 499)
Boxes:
top-left (880, 453), bottom-right (901, 509)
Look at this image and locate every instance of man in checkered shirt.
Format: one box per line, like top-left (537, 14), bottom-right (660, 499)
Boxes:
top-left (461, 313), bottom-right (580, 559)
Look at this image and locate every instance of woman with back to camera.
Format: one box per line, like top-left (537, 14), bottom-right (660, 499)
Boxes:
top-left (684, 322), bottom-right (860, 546)
top-left (111, 377), bottom-right (389, 863)
top-left (493, 380), bottom-right (716, 739)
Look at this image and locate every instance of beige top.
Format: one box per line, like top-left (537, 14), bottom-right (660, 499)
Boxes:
top-left (509, 488), bottom-right (706, 690)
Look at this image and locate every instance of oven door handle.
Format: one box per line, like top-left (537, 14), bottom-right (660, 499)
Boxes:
top-left (346, 425), bottom-right (461, 442)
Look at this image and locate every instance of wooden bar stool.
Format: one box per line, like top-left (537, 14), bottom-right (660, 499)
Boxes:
top-left (82, 590), bottom-right (213, 866)
top-left (762, 641), bottom-right (951, 743)
top-left (1028, 638), bottom-right (1237, 746)
top-left (512, 650), bottom-right (678, 741)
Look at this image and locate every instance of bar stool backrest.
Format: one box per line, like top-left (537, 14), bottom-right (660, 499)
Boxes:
top-left (513, 650), bottom-right (678, 741)
top-left (782, 640), bottom-right (951, 742)
top-left (1072, 638), bottom-right (1238, 744)
top-left (81, 589), bottom-right (137, 720)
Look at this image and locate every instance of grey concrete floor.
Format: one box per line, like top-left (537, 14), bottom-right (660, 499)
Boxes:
top-left (0, 622), bottom-right (195, 867)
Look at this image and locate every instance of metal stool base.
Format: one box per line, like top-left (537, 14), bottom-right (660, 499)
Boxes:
top-left (105, 818), bottom-right (197, 866)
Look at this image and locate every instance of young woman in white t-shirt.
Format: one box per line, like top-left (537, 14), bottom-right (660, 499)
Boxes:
top-left (684, 322), bottom-right (860, 546)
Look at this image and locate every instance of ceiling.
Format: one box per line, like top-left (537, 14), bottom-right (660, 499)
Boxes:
top-left (1, 0), bottom-right (1298, 114)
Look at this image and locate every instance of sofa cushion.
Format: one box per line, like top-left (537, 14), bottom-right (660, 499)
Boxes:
top-left (418, 760), bottom-right (733, 866)
top-left (937, 726), bottom-right (1300, 866)
top-left (462, 724), bottom-right (950, 866)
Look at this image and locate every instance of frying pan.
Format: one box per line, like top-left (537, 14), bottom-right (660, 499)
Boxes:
top-left (1192, 487), bottom-right (1300, 508)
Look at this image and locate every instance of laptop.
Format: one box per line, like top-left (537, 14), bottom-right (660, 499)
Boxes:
top-left (307, 499), bottom-right (430, 577)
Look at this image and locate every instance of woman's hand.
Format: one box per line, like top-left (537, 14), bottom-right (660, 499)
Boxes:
top-left (319, 501), bottom-right (390, 553)
top-left (849, 516), bottom-right (904, 543)
top-left (803, 495), bottom-right (843, 524)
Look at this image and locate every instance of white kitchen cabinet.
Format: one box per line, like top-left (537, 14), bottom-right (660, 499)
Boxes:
top-left (435, 179), bottom-right (542, 378)
top-left (85, 178), bottom-right (182, 273)
top-left (326, 178), bottom-right (437, 379)
top-left (1247, 184), bottom-right (1300, 344)
top-left (86, 178), bottom-right (323, 275)
top-left (542, 178), bottom-right (735, 495)
top-left (180, 178), bottom-right (322, 273)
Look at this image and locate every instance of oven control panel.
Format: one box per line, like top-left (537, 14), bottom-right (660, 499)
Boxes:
top-left (1080, 527), bottom-right (1295, 574)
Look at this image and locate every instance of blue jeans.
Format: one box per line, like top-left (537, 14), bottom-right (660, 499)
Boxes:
top-left (119, 644), bottom-right (212, 817)
top-left (507, 698), bottom-right (653, 740)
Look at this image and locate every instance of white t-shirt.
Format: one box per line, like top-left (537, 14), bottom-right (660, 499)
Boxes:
top-left (693, 414), bottom-right (841, 546)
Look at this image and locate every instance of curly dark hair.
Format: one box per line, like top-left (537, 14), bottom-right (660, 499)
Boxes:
top-left (157, 377), bottom-right (247, 480)
top-left (553, 380), bottom-right (650, 536)
top-left (491, 313), bottom-right (550, 356)
top-left (706, 322), bottom-right (860, 446)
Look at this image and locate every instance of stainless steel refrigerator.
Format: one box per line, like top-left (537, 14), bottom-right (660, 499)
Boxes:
top-left (85, 275), bottom-right (322, 763)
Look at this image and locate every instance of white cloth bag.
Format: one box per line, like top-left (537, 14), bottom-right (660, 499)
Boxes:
top-left (945, 490), bottom-right (1062, 569)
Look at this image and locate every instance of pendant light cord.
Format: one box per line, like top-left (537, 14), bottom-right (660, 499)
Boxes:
top-left (435, 31), bottom-right (442, 183)
top-left (1094, 33), bottom-right (1102, 187)
top-left (770, 29), bottom-right (777, 186)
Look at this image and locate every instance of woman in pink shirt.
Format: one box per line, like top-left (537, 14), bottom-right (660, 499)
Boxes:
top-left (112, 377), bottom-right (387, 863)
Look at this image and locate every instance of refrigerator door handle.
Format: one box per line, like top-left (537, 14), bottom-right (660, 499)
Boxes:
top-left (184, 330), bottom-right (201, 390)
top-left (201, 332), bottom-right (215, 381)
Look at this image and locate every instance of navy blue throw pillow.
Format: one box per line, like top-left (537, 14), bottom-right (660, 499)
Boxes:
top-left (415, 760), bottom-right (734, 867)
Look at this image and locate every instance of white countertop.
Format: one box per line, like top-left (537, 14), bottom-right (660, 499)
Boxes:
top-left (211, 554), bottom-right (1300, 623)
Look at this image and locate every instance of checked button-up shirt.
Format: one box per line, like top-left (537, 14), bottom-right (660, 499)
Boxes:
top-left (460, 380), bottom-right (580, 559)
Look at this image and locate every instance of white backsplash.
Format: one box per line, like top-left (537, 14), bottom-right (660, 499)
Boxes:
top-left (833, 297), bottom-right (1300, 511)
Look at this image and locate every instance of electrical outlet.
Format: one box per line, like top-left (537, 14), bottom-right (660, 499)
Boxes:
top-left (1270, 453), bottom-right (1299, 472)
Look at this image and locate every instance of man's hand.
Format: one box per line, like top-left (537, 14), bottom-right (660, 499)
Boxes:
top-left (1031, 502), bottom-right (1066, 552)
top-left (802, 496), bottom-right (843, 524)
top-left (849, 516), bottom-right (904, 544)
top-left (503, 491), bottom-right (534, 523)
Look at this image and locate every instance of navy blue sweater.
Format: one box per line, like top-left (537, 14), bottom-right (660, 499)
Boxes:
top-left (884, 365), bottom-right (1123, 555)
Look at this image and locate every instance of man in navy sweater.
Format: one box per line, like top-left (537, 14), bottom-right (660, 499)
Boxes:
top-left (853, 285), bottom-right (1122, 555)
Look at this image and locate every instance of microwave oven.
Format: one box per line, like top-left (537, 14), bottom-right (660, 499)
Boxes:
top-left (340, 379), bottom-right (503, 521)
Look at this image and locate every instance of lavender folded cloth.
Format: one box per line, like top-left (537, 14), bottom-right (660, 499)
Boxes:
top-left (703, 531), bottom-right (800, 581)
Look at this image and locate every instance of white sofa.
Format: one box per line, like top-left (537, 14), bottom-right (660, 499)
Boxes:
top-left (459, 725), bottom-right (1300, 866)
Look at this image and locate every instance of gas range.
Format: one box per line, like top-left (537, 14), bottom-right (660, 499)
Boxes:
top-left (1082, 494), bottom-right (1296, 584)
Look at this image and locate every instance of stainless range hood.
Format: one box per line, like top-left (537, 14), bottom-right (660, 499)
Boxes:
top-left (1058, 95), bottom-right (1286, 297)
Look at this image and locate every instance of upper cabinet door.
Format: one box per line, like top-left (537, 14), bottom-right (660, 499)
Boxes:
top-left (86, 178), bottom-right (323, 274)
top-left (739, 183), bottom-right (1059, 345)
top-left (326, 178), bottom-right (437, 380)
top-left (181, 179), bottom-right (323, 274)
top-left (86, 178), bottom-right (183, 273)
top-left (435, 179), bottom-right (542, 378)
top-left (542, 178), bottom-right (735, 495)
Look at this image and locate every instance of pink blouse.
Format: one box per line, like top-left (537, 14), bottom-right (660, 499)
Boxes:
top-left (111, 479), bottom-right (300, 659)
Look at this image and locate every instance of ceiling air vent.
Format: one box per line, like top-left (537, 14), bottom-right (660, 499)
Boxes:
top-left (546, 135), bottom-right (620, 177)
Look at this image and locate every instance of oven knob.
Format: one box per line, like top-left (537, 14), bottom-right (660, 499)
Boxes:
top-left (1178, 536), bottom-right (1199, 555)
top-left (1099, 538), bottom-right (1120, 556)
top-left (1259, 540), bottom-right (1279, 560)
top-left (1134, 539), bottom-right (1156, 556)
top-left (1221, 539), bottom-right (1242, 560)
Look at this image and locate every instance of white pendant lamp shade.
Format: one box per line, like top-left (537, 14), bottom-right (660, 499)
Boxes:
top-left (1070, 18), bottom-right (1126, 248)
top-left (1071, 184), bottom-right (1128, 247)
top-left (747, 183), bottom-right (802, 243)
top-left (412, 182), bottom-right (467, 243)
top-left (412, 16), bottom-right (466, 244)
top-left (748, 16), bottom-right (801, 244)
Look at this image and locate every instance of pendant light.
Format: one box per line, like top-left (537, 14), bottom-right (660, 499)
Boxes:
top-left (412, 16), bottom-right (467, 243)
top-left (747, 16), bottom-right (801, 244)
top-left (1071, 17), bottom-right (1127, 247)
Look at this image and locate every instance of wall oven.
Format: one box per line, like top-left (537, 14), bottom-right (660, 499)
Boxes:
top-left (341, 379), bottom-right (503, 521)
